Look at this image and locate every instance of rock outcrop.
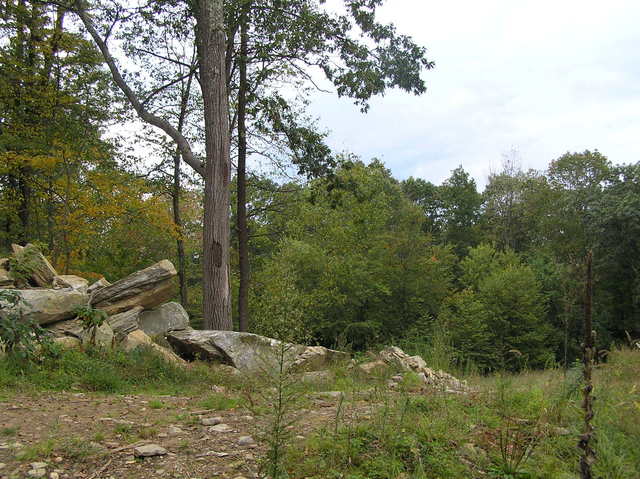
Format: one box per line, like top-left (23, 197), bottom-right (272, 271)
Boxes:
top-left (166, 329), bottom-right (348, 373)
top-left (1, 289), bottom-right (87, 325)
top-left (91, 260), bottom-right (177, 315)
top-left (379, 346), bottom-right (468, 392)
top-left (107, 306), bottom-right (143, 340)
top-left (11, 243), bottom-right (57, 287)
top-left (52, 275), bottom-right (89, 293)
top-left (138, 302), bottom-right (190, 337)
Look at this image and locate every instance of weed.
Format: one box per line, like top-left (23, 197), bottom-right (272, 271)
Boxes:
top-left (15, 438), bottom-right (57, 461)
top-left (148, 399), bottom-right (164, 409)
top-left (198, 393), bottom-right (239, 410)
top-left (1, 426), bottom-right (18, 436)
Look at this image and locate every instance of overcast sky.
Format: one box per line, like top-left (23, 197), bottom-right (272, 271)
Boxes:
top-left (307, 0), bottom-right (640, 188)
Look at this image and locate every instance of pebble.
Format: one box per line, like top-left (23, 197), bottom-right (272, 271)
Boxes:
top-left (237, 436), bottom-right (255, 446)
top-left (49, 473), bottom-right (59, 479)
top-left (30, 463), bottom-right (48, 470)
top-left (200, 417), bottom-right (223, 426)
top-left (134, 444), bottom-right (168, 457)
top-left (0, 462), bottom-right (5, 469)
top-left (27, 469), bottom-right (46, 478)
top-left (167, 426), bottom-right (183, 436)
top-left (208, 423), bottom-right (233, 433)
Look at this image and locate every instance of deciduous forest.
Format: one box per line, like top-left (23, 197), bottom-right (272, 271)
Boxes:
top-left (1, 1), bottom-right (638, 478)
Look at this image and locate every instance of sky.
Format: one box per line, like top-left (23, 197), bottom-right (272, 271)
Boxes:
top-left (307, 0), bottom-right (640, 188)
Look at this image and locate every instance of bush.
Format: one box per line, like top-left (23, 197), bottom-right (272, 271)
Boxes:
top-left (0, 290), bottom-right (53, 361)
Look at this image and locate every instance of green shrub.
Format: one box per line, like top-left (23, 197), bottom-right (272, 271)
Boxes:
top-left (0, 290), bottom-right (54, 361)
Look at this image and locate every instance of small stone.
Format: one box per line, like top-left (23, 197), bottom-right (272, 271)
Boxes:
top-left (53, 457), bottom-right (63, 464)
top-left (155, 470), bottom-right (165, 475)
top-left (133, 444), bottom-right (167, 457)
top-left (28, 469), bottom-right (46, 478)
top-left (237, 436), bottom-right (255, 446)
top-left (200, 417), bottom-right (223, 426)
top-left (158, 433), bottom-right (168, 438)
top-left (49, 473), bottom-right (59, 479)
top-left (0, 463), bottom-right (5, 469)
top-left (208, 423), bottom-right (233, 433)
top-left (167, 426), bottom-right (183, 436)
top-left (30, 463), bottom-right (48, 470)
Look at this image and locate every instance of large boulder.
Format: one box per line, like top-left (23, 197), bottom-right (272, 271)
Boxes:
top-left (11, 243), bottom-right (57, 287)
top-left (0, 288), bottom-right (87, 325)
top-left (122, 329), bottom-right (185, 364)
top-left (87, 277), bottom-right (110, 295)
top-left (107, 306), bottom-right (143, 341)
top-left (47, 317), bottom-right (114, 347)
top-left (138, 302), bottom-right (190, 338)
top-left (166, 330), bottom-right (348, 373)
top-left (90, 260), bottom-right (177, 315)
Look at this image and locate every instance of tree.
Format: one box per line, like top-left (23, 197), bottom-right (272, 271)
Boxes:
top-left (250, 160), bottom-right (454, 348)
top-left (70, 0), bottom-right (232, 329)
top-left (439, 166), bottom-right (482, 256)
top-left (439, 244), bottom-right (556, 371)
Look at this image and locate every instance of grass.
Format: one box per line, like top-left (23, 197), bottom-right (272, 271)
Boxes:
top-left (197, 392), bottom-right (241, 410)
top-left (1, 340), bottom-right (638, 478)
top-left (283, 347), bottom-right (640, 479)
top-left (0, 345), bottom-right (238, 395)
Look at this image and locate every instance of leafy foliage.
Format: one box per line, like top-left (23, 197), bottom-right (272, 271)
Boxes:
top-left (0, 290), bottom-right (52, 361)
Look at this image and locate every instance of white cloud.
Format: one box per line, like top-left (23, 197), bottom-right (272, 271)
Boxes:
top-left (308, 0), bottom-right (640, 187)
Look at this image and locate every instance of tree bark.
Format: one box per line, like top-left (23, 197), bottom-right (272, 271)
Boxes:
top-left (196, 0), bottom-right (232, 330)
top-left (237, 1), bottom-right (250, 332)
top-left (173, 71), bottom-right (194, 308)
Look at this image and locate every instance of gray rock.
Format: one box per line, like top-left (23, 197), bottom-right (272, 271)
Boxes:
top-left (80, 322), bottom-right (114, 348)
top-left (107, 306), bottom-right (143, 340)
top-left (48, 319), bottom-right (114, 347)
top-left (301, 370), bottom-right (334, 383)
top-left (134, 444), bottom-right (167, 457)
top-left (167, 426), bottom-right (183, 436)
top-left (52, 275), bottom-right (89, 293)
top-left (27, 469), bottom-right (46, 478)
top-left (138, 302), bottom-right (190, 338)
top-left (1, 289), bottom-right (87, 325)
top-left (208, 423), bottom-right (233, 433)
top-left (166, 329), bottom-right (348, 373)
top-left (87, 277), bottom-right (110, 295)
top-left (201, 417), bottom-right (223, 426)
top-left (358, 360), bottom-right (388, 376)
top-left (52, 336), bottom-right (81, 350)
top-left (121, 329), bottom-right (185, 364)
top-left (11, 243), bottom-right (57, 287)
top-left (91, 260), bottom-right (177, 315)
top-left (237, 436), bottom-right (255, 446)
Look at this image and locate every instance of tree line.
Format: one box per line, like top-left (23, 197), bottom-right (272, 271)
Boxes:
top-left (1, 1), bottom-right (638, 371)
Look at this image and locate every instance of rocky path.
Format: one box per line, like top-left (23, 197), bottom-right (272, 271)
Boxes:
top-left (0, 390), bottom-right (361, 479)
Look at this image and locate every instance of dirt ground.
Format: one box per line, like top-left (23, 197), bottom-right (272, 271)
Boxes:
top-left (0, 390), bottom-right (365, 479)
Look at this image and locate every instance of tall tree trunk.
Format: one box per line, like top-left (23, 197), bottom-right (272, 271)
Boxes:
top-left (237, 1), bottom-right (250, 332)
top-left (197, 0), bottom-right (232, 330)
top-left (17, 168), bottom-right (31, 243)
top-left (173, 70), bottom-right (194, 308)
top-left (173, 150), bottom-right (188, 307)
